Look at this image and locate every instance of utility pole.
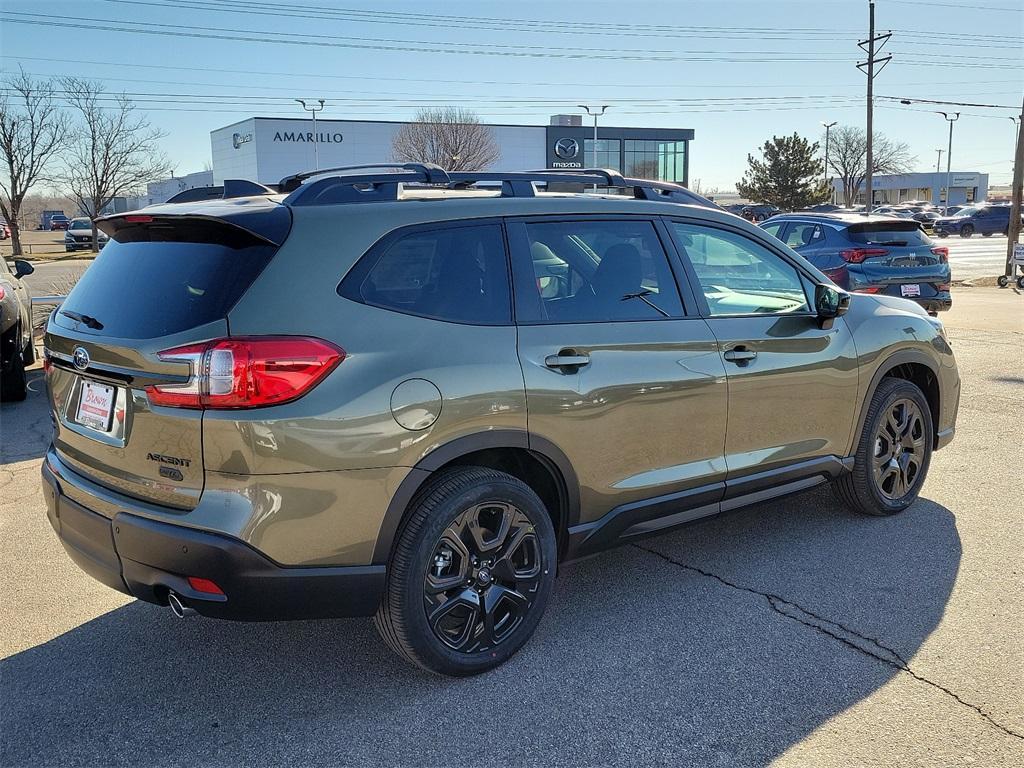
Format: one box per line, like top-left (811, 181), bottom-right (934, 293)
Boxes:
top-left (1005, 96), bottom-right (1024, 281)
top-left (857, 1), bottom-right (891, 213)
top-left (935, 149), bottom-right (943, 173)
top-left (939, 112), bottom-right (959, 215)
top-left (822, 121), bottom-right (837, 198)
top-left (296, 98), bottom-right (325, 171)
top-left (578, 104), bottom-right (609, 191)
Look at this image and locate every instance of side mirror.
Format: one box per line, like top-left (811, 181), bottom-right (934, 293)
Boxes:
top-left (13, 259), bottom-right (34, 279)
top-left (814, 283), bottom-right (850, 329)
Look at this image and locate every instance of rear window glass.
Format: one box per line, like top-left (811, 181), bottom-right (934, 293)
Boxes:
top-left (56, 224), bottom-right (276, 338)
top-left (342, 224), bottom-right (511, 325)
top-left (846, 222), bottom-right (932, 247)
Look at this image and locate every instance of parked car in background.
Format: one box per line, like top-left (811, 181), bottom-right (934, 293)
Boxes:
top-left (741, 204), bottom-right (780, 222)
top-left (762, 213), bottom-right (951, 314)
top-left (0, 220), bottom-right (10, 239)
top-left (48, 214), bottom-right (70, 231)
top-left (40, 165), bottom-right (958, 677)
top-left (802, 203), bottom-right (843, 213)
top-left (912, 211), bottom-right (941, 230)
top-left (64, 218), bottom-right (108, 252)
top-left (0, 256), bottom-right (34, 401)
top-left (932, 205), bottom-right (1020, 238)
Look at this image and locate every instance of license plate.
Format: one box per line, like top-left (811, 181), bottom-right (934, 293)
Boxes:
top-left (900, 284), bottom-right (921, 297)
top-left (76, 380), bottom-right (116, 432)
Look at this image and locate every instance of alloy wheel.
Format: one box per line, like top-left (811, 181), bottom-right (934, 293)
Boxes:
top-left (424, 501), bottom-right (543, 653)
top-left (872, 398), bottom-right (926, 501)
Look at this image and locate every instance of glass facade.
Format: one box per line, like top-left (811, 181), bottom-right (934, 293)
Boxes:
top-left (624, 140), bottom-right (686, 182)
top-left (582, 139), bottom-right (621, 171)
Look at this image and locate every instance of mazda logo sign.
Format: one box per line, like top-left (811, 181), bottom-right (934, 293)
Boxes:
top-left (72, 346), bottom-right (90, 371)
top-left (232, 131), bottom-right (253, 149)
top-left (554, 138), bottom-right (580, 160)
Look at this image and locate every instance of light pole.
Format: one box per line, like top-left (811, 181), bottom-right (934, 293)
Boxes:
top-left (578, 104), bottom-right (609, 190)
top-left (822, 121), bottom-right (837, 201)
top-left (296, 98), bottom-right (325, 171)
top-left (934, 148), bottom-right (943, 173)
top-left (938, 111), bottom-right (959, 215)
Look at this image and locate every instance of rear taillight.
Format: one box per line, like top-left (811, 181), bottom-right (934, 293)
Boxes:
top-left (930, 246), bottom-right (949, 263)
top-left (935, 282), bottom-right (951, 292)
top-left (146, 336), bottom-right (344, 409)
top-left (0, 284), bottom-right (5, 300)
top-left (839, 247), bottom-right (889, 264)
top-left (855, 286), bottom-right (883, 294)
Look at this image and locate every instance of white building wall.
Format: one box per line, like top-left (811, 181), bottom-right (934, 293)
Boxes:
top-left (211, 118), bottom-right (548, 186)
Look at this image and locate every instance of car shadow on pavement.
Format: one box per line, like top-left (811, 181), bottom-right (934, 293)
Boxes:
top-left (0, 371), bottom-right (49, 465)
top-left (0, 489), bottom-right (961, 767)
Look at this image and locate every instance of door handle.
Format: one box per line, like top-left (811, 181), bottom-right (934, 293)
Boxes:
top-left (544, 351), bottom-right (590, 372)
top-left (723, 346), bottom-right (757, 365)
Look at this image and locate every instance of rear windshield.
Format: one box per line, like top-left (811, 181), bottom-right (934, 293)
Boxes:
top-left (56, 220), bottom-right (276, 338)
top-left (845, 221), bottom-right (932, 247)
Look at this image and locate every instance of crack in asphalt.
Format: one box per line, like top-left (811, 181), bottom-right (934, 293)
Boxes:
top-left (632, 543), bottom-right (1024, 741)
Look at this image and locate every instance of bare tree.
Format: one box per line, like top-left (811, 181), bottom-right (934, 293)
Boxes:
top-left (0, 68), bottom-right (71, 256)
top-left (392, 107), bottom-right (499, 171)
top-left (826, 125), bottom-right (915, 207)
top-left (58, 77), bottom-right (171, 249)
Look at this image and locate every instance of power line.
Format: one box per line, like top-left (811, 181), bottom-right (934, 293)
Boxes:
top-left (889, 0), bottom-right (1022, 11)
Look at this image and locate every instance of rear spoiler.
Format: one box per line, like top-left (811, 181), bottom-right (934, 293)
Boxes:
top-left (97, 199), bottom-right (291, 247)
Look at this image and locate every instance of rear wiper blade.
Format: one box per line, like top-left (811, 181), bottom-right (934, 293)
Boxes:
top-left (60, 309), bottom-right (104, 330)
top-left (620, 290), bottom-right (669, 318)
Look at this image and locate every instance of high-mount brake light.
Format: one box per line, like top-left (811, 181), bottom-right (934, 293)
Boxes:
top-left (839, 247), bottom-right (889, 264)
top-left (146, 337), bottom-right (344, 409)
top-left (122, 214), bottom-right (154, 223)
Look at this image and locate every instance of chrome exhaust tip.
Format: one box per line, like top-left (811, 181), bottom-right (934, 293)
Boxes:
top-left (167, 591), bottom-right (197, 618)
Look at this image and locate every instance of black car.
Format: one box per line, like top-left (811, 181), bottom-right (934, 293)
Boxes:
top-left (762, 213), bottom-right (951, 314)
top-left (0, 257), bottom-right (35, 400)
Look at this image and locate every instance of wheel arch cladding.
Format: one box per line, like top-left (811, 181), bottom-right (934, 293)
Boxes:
top-left (856, 351), bottom-right (941, 453)
top-left (371, 430), bottom-right (579, 564)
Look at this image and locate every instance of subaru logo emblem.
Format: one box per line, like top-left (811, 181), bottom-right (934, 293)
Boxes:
top-left (554, 137), bottom-right (580, 160)
top-left (72, 346), bottom-right (90, 371)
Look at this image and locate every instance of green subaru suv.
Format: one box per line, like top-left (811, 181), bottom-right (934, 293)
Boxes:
top-left (42, 166), bottom-right (959, 676)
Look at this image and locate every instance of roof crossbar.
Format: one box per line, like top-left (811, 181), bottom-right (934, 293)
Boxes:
top-left (278, 163), bottom-right (450, 193)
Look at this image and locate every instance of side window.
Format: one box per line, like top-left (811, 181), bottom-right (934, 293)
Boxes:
top-left (760, 221), bottom-right (784, 239)
top-left (513, 219), bottom-right (684, 323)
top-left (670, 222), bottom-right (810, 316)
top-left (783, 222), bottom-right (825, 249)
top-left (345, 224), bottom-right (510, 325)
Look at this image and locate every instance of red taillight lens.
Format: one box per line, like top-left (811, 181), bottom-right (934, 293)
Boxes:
top-left (122, 214), bottom-right (153, 223)
top-left (146, 337), bottom-right (344, 410)
top-left (0, 284), bottom-right (5, 300)
top-left (931, 246), bottom-right (949, 263)
top-left (839, 248), bottom-right (889, 264)
top-left (187, 576), bottom-right (225, 595)
top-left (935, 282), bottom-right (951, 292)
top-left (856, 286), bottom-right (883, 294)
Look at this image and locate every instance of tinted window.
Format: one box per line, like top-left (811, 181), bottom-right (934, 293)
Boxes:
top-left (671, 222), bottom-right (809, 316)
top-left (846, 221), bottom-right (932, 246)
top-left (350, 224), bottom-right (509, 325)
top-left (515, 219), bottom-right (683, 323)
top-left (783, 222), bottom-right (825, 248)
top-left (69, 219), bottom-right (91, 230)
top-left (760, 221), bottom-right (784, 238)
top-left (56, 222), bottom-right (276, 339)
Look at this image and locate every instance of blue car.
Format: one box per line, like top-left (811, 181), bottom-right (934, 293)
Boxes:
top-left (932, 205), bottom-right (1018, 238)
top-left (762, 213), bottom-right (952, 314)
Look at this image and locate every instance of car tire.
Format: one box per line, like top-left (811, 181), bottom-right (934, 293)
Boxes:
top-left (997, 275), bottom-right (1010, 288)
top-left (375, 466), bottom-right (557, 677)
top-left (1, 341), bottom-right (28, 402)
top-left (833, 377), bottom-right (933, 516)
top-left (959, 224), bottom-right (974, 238)
top-left (983, 232), bottom-right (993, 237)
top-left (937, 232), bottom-right (949, 238)
top-left (1017, 275), bottom-right (1024, 290)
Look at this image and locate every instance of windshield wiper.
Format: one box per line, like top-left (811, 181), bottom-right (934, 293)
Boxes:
top-left (620, 290), bottom-right (669, 318)
top-left (60, 309), bottom-right (104, 330)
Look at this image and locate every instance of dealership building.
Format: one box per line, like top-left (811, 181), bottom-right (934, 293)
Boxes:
top-left (833, 171), bottom-right (989, 207)
top-left (209, 114), bottom-right (694, 188)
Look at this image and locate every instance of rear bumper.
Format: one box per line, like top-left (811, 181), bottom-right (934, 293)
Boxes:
top-left (914, 293), bottom-right (952, 313)
top-left (42, 452), bottom-right (386, 620)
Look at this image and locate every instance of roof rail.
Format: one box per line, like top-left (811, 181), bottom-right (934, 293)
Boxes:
top-left (278, 163), bottom-right (450, 193)
top-left (165, 179), bottom-right (276, 204)
top-left (280, 164), bottom-right (721, 210)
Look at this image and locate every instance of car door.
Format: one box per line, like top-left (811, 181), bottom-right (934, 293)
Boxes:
top-left (507, 216), bottom-right (729, 540)
top-left (665, 218), bottom-right (860, 496)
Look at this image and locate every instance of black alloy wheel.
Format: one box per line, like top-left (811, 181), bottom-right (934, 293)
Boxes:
top-left (375, 467), bottom-right (556, 676)
top-left (960, 223), bottom-right (974, 238)
top-left (871, 398), bottom-right (926, 501)
top-left (424, 501), bottom-right (542, 653)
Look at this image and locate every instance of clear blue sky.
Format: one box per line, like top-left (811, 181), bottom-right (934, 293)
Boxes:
top-left (2, 0), bottom-right (1021, 190)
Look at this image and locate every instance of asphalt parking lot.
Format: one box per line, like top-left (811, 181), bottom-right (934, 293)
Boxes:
top-left (1, 288), bottom-right (1021, 767)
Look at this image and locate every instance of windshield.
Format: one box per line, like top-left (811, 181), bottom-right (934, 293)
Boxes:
top-left (846, 221), bottom-right (933, 247)
top-left (952, 207), bottom-right (977, 218)
top-left (69, 219), bottom-right (91, 230)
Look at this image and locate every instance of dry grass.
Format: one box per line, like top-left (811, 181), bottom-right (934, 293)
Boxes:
top-left (1, 228), bottom-right (98, 259)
